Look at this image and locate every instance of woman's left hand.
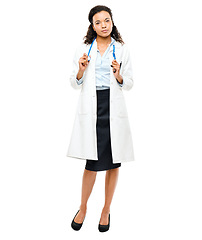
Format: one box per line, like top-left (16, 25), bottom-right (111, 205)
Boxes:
top-left (111, 60), bottom-right (123, 84)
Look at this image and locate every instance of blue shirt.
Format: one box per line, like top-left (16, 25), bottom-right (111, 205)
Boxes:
top-left (76, 37), bottom-right (123, 89)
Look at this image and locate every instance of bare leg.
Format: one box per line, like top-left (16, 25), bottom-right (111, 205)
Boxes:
top-left (74, 169), bottom-right (97, 223)
top-left (99, 168), bottom-right (119, 225)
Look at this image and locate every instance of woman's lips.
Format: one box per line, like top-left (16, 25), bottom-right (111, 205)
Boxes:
top-left (102, 30), bottom-right (108, 33)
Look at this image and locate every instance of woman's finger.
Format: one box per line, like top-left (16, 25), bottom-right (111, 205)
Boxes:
top-left (80, 59), bottom-right (88, 67)
top-left (80, 57), bottom-right (88, 63)
top-left (112, 61), bottom-right (119, 66)
top-left (111, 63), bottom-right (120, 69)
top-left (112, 59), bottom-right (118, 64)
top-left (81, 56), bottom-right (88, 61)
top-left (79, 53), bottom-right (89, 68)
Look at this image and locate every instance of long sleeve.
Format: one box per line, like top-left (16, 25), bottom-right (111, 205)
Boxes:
top-left (69, 44), bottom-right (84, 90)
top-left (76, 72), bottom-right (85, 85)
top-left (120, 44), bottom-right (134, 91)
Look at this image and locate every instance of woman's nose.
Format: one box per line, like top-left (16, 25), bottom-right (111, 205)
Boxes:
top-left (101, 22), bottom-right (106, 28)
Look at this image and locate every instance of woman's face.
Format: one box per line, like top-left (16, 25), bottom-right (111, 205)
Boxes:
top-left (92, 11), bottom-right (113, 38)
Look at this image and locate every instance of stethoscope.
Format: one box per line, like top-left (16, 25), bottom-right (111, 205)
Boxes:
top-left (87, 37), bottom-right (117, 73)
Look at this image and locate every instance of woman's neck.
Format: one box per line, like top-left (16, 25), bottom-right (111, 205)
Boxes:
top-left (96, 35), bottom-right (111, 46)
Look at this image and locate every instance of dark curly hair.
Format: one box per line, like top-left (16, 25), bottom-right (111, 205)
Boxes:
top-left (83, 5), bottom-right (124, 45)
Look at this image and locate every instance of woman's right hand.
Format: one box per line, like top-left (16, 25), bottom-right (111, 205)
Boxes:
top-left (78, 53), bottom-right (91, 72)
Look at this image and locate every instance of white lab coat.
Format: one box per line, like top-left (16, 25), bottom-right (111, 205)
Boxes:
top-left (66, 39), bottom-right (135, 163)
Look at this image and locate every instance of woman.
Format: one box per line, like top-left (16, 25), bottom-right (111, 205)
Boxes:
top-left (67, 5), bottom-right (135, 232)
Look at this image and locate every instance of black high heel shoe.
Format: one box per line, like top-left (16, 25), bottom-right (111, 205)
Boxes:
top-left (71, 210), bottom-right (85, 231)
top-left (98, 213), bottom-right (110, 232)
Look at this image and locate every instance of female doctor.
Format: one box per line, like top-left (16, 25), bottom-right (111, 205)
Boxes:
top-left (67, 5), bottom-right (135, 232)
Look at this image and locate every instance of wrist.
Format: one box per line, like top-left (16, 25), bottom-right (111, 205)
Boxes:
top-left (116, 75), bottom-right (123, 84)
top-left (77, 70), bottom-right (85, 80)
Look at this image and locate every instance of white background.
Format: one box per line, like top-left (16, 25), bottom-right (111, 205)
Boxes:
top-left (0, 0), bottom-right (202, 239)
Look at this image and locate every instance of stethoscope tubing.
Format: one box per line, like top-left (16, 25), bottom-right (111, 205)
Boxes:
top-left (87, 37), bottom-right (117, 73)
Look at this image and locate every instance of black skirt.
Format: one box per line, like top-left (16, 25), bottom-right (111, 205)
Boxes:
top-left (85, 88), bottom-right (121, 172)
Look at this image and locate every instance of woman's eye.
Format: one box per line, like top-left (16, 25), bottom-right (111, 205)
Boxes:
top-left (96, 22), bottom-right (100, 25)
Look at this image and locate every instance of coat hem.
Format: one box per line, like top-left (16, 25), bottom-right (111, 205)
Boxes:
top-left (112, 158), bottom-right (135, 164)
top-left (66, 154), bottom-right (98, 161)
top-left (66, 154), bottom-right (135, 163)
